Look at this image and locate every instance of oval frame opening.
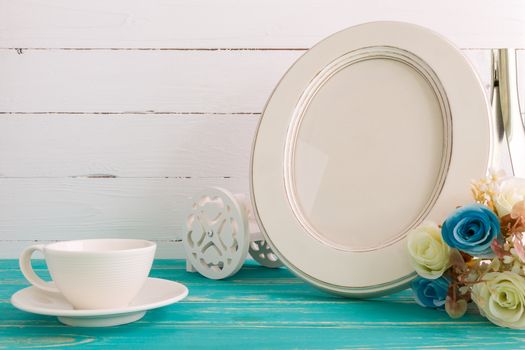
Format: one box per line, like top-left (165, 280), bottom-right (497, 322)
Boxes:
top-left (283, 46), bottom-right (452, 252)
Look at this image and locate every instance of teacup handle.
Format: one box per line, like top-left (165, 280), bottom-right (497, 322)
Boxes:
top-left (19, 244), bottom-right (60, 293)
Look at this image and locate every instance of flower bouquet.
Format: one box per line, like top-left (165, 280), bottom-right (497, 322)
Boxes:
top-left (407, 172), bottom-right (525, 329)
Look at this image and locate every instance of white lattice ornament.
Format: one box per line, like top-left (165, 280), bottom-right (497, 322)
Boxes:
top-left (184, 187), bottom-right (282, 279)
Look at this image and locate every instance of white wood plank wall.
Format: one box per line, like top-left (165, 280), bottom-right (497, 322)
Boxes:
top-left (0, 0), bottom-right (524, 258)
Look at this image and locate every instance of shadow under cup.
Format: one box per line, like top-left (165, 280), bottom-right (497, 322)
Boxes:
top-left (21, 239), bottom-right (156, 310)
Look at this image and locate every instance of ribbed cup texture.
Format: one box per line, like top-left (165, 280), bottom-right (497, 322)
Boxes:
top-left (46, 247), bottom-right (155, 309)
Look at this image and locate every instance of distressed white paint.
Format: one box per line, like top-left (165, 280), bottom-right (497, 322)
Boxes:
top-left (0, 1), bottom-right (523, 258)
top-left (1, 0), bottom-right (524, 48)
top-left (0, 115), bottom-right (258, 177)
top-left (0, 50), bottom-right (299, 113)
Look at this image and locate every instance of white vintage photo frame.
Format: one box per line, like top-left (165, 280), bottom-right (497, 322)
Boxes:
top-left (250, 22), bottom-right (493, 297)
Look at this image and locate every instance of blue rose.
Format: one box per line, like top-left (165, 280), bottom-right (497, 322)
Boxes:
top-left (441, 204), bottom-right (500, 257)
top-left (412, 276), bottom-right (449, 309)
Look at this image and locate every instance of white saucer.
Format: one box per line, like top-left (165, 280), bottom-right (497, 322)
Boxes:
top-left (11, 277), bottom-right (188, 327)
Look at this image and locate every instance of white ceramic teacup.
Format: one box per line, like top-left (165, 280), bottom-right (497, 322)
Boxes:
top-left (19, 239), bottom-right (156, 310)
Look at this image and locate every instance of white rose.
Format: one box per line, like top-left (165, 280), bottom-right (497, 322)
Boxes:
top-left (494, 177), bottom-right (525, 217)
top-left (407, 222), bottom-right (451, 279)
top-left (472, 271), bottom-right (525, 329)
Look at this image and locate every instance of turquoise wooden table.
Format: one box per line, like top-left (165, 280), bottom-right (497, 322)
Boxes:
top-left (1, 259), bottom-right (524, 349)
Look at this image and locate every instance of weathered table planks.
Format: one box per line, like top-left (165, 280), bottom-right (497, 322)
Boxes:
top-left (1, 260), bottom-right (525, 349)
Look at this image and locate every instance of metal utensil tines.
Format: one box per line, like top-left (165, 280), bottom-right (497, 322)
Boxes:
top-left (491, 49), bottom-right (525, 177)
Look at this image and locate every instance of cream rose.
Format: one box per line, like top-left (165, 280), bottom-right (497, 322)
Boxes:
top-left (472, 271), bottom-right (525, 329)
top-left (494, 177), bottom-right (525, 217)
top-left (407, 222), bottom-right (451, 279)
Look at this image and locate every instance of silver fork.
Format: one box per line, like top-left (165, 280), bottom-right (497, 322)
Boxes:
top-left (490, 49), bottom-right (524, 177)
